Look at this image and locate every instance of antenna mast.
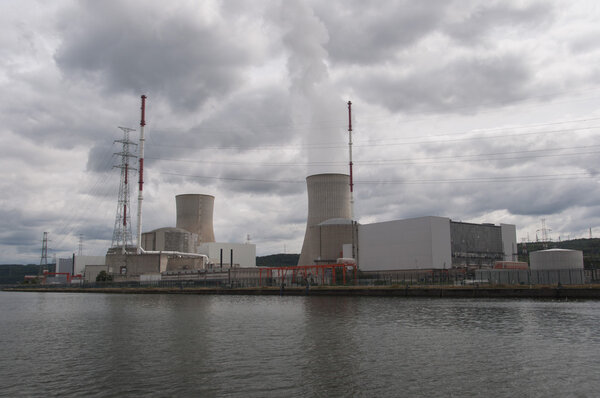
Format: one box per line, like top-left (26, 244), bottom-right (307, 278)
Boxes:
top-left (111, 126), bottom-right (137, 254)
top-left (347, 100), bottom-right (354, 220)
top-left (136, 95), bottom-right (146, 254)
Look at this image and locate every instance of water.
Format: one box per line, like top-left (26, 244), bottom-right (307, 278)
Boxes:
top-left (1, 292), bottom-right (599, 397)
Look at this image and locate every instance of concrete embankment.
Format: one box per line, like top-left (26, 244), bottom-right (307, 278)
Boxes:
top-left (4, 285), bottom-right (600, 299)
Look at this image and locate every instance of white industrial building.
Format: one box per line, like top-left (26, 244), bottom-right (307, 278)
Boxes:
top-left (57, 255), bottom-right (105, 276)
top-left (358, 217), bottom-right (452, 270)
top-left (199, 242), bottom-right (256, 269)
top-left (358, 217), bottom-right (516, 271)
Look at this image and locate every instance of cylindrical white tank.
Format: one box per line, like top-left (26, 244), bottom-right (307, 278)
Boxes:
top-left (176, 194), bottom-right (216, 243)
top-left (298, 174), bottom-right (352, 266)
top-left (529, 248), bottom-right (583, 270)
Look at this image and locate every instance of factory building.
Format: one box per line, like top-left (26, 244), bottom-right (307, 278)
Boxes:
top-left (199, 242), bottom-right (256, 269)
top-left (113, 192), bottom-right (256, 278)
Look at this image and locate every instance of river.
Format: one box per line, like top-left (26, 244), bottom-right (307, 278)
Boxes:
top-left (1, 292), bottom-right (599, 397)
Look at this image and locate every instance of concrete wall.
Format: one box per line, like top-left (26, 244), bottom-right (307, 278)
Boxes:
top-left (106, 253), bottom-right (167, 275)
top-left (358, 216), bottom-right (452, 271)
top-left (198, 242), bottom-right (256, 268)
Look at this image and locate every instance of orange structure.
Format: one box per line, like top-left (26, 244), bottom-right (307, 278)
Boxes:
top-left (493, 261), bottom-right (528, 270)
top-left (42, 271), bottom-right (82, 284)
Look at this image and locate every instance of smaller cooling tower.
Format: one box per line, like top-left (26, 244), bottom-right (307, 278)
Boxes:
top-left (176, 194), bottom-right (216, 243)
top-left (298, 174), bottom-right (352, 266)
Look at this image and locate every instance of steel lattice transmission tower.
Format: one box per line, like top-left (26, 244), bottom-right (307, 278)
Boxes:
top-left (111, 127), bottom-right (137, 254)
top-left (39, 231), bottom-right (49, 276)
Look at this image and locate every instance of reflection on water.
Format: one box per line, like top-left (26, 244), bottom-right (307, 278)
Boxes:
top-left (1, 292), bottom-right (599, 397)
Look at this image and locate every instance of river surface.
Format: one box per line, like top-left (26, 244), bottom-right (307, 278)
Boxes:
top-left (1, 292), bottom-right (599, 397)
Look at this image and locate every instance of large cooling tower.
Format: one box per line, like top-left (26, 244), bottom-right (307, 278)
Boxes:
top-left (176, 194), bottom-right (216, 243)
top-left (298, 174), bottom-right (352, 266)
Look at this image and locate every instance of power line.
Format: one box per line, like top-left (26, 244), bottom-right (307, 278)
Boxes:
top-left (144, 124), bottom-right (600, 152)
top-left (159, 171), bottom-right (594, 185)
top-left (145, 145), bottom-right (600, 167)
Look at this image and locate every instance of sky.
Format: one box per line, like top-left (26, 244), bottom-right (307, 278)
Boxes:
top-left (2, 0), bottom-right (600, 264)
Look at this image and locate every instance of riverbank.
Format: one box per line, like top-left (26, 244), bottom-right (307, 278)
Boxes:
top-left (5, 284), bottom-right (600, 299)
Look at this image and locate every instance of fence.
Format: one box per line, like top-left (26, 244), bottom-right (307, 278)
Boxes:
top-left (475, 269), bottom-right (585, 285)
top-left (9, 267), bottom-right (600, 290)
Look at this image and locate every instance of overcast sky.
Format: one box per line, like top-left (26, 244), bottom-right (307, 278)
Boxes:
top-left (2, 0), bottom-right (600, 264)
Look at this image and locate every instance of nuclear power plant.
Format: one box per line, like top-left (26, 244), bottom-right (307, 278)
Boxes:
top-left (57, 95), bottom-right (589, 287)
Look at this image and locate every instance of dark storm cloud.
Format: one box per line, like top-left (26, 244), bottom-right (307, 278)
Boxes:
top-left (354, 53), bottom-right (532, 114)
top-left (314, 1), bottom-right (552, 65)
top-left (55, 1), bottom-right (253, 111)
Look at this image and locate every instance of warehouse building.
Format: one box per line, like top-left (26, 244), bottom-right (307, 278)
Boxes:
top-left (357, 217), bottom-right (516, 271)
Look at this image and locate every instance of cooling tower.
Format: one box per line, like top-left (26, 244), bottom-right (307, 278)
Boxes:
top-left (298, 174), bottom-right (352, 266)
top-left (176, 194), bottom-right (216, 243)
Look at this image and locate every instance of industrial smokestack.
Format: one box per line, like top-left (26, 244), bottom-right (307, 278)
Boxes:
top-left (298, 173), bottom-right (352, 266)
top-left (136, 95), bottom-right (146, 254)
top-left (176, 194), bottom-right (216, 243)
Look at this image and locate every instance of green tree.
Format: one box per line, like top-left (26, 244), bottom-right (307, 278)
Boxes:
top-left (96, 271), bottom-right (113, 282)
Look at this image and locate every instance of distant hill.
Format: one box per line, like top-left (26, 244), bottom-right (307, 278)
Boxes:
top-left (256, 254), bottom-right (299, 267)
top-left (0, 264), bottom-right (55, 284)
top-left (518, 238), bottom-right (600, 269)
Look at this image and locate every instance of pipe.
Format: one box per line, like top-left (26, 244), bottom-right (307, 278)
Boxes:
top-left (138, 247), bottom-right (209, 259)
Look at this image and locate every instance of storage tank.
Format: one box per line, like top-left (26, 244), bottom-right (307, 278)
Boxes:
top-left (529, 248), bottom-right (583, 270)
top-left (298, 174), bottom-right (352, 266)
top-left (175, 194), bottom-right (216, 243)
